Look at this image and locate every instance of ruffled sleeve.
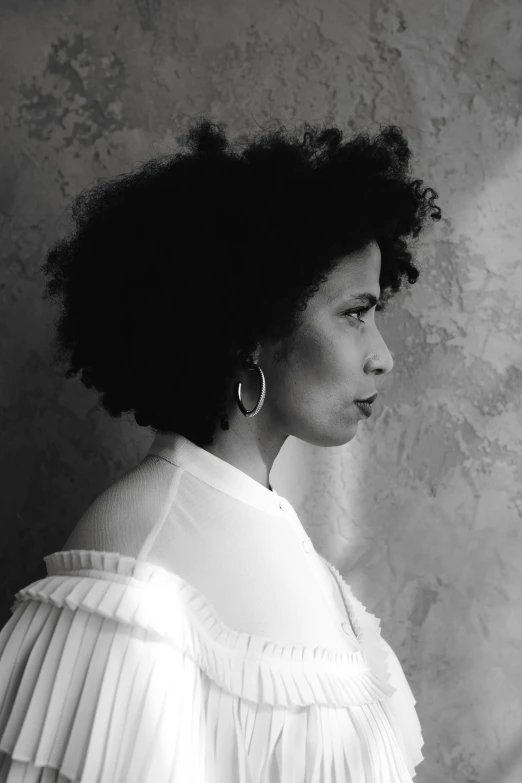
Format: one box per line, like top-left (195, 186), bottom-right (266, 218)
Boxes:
top-left (0, 550), bottom-right (423, 782)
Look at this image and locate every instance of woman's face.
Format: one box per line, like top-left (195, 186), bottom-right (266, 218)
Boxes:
top-left (259, 241), bottom-right (394, 448)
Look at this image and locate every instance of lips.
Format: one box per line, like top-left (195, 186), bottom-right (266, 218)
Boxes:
top-left (354, 401), bottom-right (373, 418)
top-left (355, 392), bottom-right (378, 404)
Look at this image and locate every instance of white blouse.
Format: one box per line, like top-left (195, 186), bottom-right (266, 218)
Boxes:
top-left (0, 431), bottom-right (424, 782)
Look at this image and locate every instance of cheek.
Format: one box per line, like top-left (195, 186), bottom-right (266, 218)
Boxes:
top-left (290, 331), bottom-right (341, 380)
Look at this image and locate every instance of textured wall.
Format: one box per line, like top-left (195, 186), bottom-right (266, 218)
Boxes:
top-left (1, 1), bottom-right (522, 782)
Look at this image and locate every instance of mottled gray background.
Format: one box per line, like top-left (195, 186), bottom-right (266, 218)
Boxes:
top-left (1, 1), bottom-right (522, 781)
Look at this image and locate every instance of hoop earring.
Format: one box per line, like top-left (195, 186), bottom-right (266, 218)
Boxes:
top-left (235, 364), bottom-right (266, 417)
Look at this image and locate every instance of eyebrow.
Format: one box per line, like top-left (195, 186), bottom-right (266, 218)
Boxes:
top-left (348, 293), bottom-right (380, 308)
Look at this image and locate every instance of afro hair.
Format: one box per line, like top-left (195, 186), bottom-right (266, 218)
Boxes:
top-left (41, 115), bottom-right (442, 448)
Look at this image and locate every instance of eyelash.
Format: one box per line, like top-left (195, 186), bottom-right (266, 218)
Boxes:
top-left (345, 304), bottom-right (383, 324)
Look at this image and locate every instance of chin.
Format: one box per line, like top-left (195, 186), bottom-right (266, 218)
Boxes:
top-left (303, 424), bottom-right (358, 449)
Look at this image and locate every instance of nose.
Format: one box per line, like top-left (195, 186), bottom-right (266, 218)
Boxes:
top-left (365, 331), bottom-right (394, 376)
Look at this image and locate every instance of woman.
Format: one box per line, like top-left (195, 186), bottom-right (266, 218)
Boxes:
top-left (0, 117), bottom-right (441, 782)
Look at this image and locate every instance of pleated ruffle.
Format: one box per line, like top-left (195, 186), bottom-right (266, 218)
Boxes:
top-left (0, 549), bottom-right (424, 782)
top-left (325, 562), bottom-right (425, 778)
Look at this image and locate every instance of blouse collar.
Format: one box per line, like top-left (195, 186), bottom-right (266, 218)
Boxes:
top-left (147, 431), bottom-right (285, 515)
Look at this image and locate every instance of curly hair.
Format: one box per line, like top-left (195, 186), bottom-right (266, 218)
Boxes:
top-left (41, 115), bottom-right (442, 448)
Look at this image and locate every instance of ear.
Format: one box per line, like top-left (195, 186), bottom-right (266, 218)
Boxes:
top-left (253, 343), bottom-right (263, 364)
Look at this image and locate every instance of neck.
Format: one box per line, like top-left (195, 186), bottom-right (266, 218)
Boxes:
top-left (203, 409), bottom-right (287, 490)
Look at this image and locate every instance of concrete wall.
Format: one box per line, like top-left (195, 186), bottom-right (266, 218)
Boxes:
top-left (1, 1), bottom-right (522, 781)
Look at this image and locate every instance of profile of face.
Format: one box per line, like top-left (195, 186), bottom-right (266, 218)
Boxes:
top-left (254, 241), bottom-right (394, 448)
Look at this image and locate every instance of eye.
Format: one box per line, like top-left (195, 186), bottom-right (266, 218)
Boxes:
top-left (344, 302), bottom-right (384, 325)
top-left (346, 309), bottom-right (367, 323)
top-left (344, 306), bottom-right (371, 324)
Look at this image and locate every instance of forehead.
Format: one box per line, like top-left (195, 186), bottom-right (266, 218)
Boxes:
top-left (323, 243), bottom-right (382, 304)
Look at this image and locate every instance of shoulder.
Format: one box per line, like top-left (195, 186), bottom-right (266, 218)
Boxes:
top-left (62, 454), bottom-right (178, 556)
